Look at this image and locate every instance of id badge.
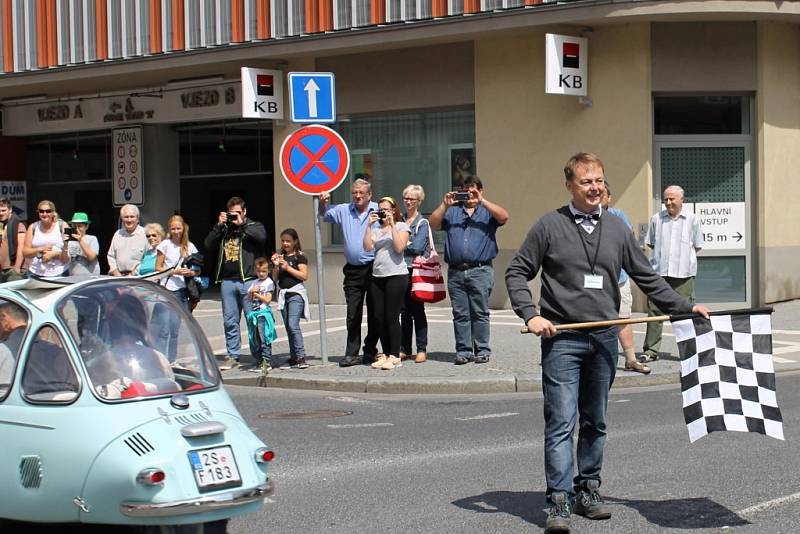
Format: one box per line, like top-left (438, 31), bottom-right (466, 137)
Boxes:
top-left (584, 274), bottom-right (603, 290)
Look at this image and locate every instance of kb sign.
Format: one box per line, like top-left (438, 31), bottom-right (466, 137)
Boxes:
top-left (241, 67), bottom-right (284, 119)
top-left (545, 34), bottom-right (588, 96)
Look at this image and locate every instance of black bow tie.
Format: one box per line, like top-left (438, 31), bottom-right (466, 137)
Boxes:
top-left (574, 213), bottom-right (600, 224)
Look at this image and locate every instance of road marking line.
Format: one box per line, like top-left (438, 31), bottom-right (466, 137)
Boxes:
top-left (455, 412), bottom-right (519, 421)
top-left (736, 491), bottom-right (800, 518)
top-left (326, 396), bottom-right (382, 406)
top-left (327, 422), bottom-right (394, 429)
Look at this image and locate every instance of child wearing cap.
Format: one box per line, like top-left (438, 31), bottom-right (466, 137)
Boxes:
top-left (66, 212), bottom-right (100, 275)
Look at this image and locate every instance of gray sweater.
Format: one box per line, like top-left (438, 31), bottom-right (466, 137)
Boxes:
top-left (505, 206), bottom-right (693, 326)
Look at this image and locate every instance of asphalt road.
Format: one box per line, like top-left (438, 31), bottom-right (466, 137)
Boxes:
top-left (230, 374), bottom-right (800, 533)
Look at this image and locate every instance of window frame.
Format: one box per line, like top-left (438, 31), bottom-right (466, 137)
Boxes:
top-left (0, 296), bottom-right (32, 403)
top-left (20, 323), bottom-right (82, 406)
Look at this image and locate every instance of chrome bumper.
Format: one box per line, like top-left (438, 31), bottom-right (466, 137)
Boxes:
top-left (120, 480), bottom-right (274, 518)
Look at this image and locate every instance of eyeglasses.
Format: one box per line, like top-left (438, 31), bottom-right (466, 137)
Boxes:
top-left (146, 233), bottom-right (159, 238)
top-left (38, 209), bottom-right (53, 214)
top-left (403, 197), bottom-right (419, 202)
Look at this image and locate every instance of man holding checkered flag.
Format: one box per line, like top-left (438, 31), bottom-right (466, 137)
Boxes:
top-left (506, 152), bottom-right (711, 534)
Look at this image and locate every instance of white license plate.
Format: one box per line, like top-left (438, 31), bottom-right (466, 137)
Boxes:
top-left (188, 446), bottom-right (242, 491)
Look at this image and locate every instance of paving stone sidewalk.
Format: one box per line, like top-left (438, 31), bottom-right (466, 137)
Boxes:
top-left (190, 293), bottom-right (800, 394)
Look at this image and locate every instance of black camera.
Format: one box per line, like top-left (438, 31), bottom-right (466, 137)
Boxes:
top-left (377, 211), bottom-right (386, 222)
top-left (225, 212), bottom-right (239, 225)
top-left (63, 226), bottom-right (80, 241)
top-left (453, 191), bottom-right (472, 203)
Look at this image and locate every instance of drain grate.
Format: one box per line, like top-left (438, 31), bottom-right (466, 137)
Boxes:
top-left (258, 410), bottom-right (352, 420)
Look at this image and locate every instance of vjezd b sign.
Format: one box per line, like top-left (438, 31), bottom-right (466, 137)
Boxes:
top-left (545, 34), bottom-right (588, 96)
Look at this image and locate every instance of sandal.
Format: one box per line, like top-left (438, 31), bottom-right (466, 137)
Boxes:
top-left (638, 353), bottom-right (659, 363)
top-left (624, 360), bottom-right (651, 374)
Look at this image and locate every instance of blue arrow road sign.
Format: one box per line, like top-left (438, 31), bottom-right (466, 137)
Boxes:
top-left (289, 72), bottom-right (336, 124)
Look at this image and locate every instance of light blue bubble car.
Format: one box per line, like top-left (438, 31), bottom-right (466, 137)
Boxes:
top-left (0, 276), bottom-right (274, 533)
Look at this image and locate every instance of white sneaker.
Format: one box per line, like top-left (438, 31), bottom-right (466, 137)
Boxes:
top-left (381, 356), bottom-right (402, 370)
top-left (370, 354), bottom-right (388, 369)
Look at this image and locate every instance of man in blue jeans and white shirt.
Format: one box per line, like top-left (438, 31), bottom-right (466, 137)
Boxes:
top-left (429, 175), bottom-right (509, 365)
top-left (505, 153), bottom-right (710, 533)
top-left (205, 196), bottom-right (267, 370)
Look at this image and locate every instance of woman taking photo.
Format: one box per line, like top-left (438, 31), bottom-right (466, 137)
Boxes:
top-left (65, 212), bottom-right (100, 275)
top-left (155, 215), bottom-right (198, 312)
top-left (400, 185), bottom-right (430, 363)
top-left (23, 200), bottom-right (68, 277)
top-left (139, 223), bottom-right (165, 275)
top-left (363, 197), bottom-right (410, 371)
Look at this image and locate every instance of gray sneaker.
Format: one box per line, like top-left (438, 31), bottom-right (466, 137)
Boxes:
top-left (544, 492), bottom-right (571, 533)
top-left (574, 480), bottom-right (611, 520)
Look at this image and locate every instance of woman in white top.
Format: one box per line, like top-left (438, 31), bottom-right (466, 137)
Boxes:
top-left (155, 214), bottom-right (198, 312)
top-left (363, 196), bottom-right (410, 370)
top-left (23, 200), bottom-right (69, 277)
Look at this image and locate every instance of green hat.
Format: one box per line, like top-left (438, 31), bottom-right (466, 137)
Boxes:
top-left (70, 212), bottom-right (91, 224)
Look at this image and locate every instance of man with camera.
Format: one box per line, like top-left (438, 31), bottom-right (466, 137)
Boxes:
top-left (205, 196), bottom-right (267, 370)
top-left (429, 175), bottom-right (509, 365)
top-left (0, 198), bottom-right (26, 283)
top-left (65, 212), bottom-right (100, 275)
top-left (108, 204), bottom-right (147, 276)
top-left (318, 178), bottom-right (380, 367)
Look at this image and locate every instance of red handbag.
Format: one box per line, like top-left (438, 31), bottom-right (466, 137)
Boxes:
top-left (410, 220), bottom-right (446, 303)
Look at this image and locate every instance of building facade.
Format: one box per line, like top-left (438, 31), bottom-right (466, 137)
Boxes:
top-left (0, 0), bottom-right (798, 307)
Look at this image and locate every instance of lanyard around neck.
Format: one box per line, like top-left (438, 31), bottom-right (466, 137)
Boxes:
top-left (573, 214), bottom-right (602, 275)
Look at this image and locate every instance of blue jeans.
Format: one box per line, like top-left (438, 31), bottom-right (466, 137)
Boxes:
top-left (541, 328), bottom-right (618, 503)
top-left (248, 314), bottom-right (273, 364)
top-left (221, 279), bottom-right (254, 359)
top-left (447, 265), bottom-right (493, 358)
top-left (281, 292), bottom-right (306, 358)
top-left (153, 288), bottom-right (188, 362)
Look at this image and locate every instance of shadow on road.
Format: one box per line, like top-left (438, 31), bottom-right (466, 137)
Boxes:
top-left (452, 490), bottom-right (547, 528)
top-left (608, 495), bottom-right (750, 529)
top-left (453, 491), bottom-right (750, 529)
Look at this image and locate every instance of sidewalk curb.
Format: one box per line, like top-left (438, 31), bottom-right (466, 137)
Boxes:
top-left (223, 369), bottom-right (681, 393)
top-left (222, 365), bottom-right (800, 394)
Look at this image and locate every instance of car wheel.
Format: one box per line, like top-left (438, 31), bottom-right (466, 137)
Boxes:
top-left (136, 520), bottom-right (228, 534)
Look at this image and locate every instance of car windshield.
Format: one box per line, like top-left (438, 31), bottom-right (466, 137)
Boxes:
top-left (57, 280), bottom-right (219, 401)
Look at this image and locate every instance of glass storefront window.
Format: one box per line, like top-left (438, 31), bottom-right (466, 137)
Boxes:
top-left (328, 109), bottom-right (475, 245)
top-left (654, 96), bottom-right (749, 135)
top-left (696, 256), bottom-right (747, 303)
top-left (659, 146), bottom-right (745, 203)
top-left (178, 122), bottom-right (272, 176)
top-left (25, 133), bottom-right (112, 182)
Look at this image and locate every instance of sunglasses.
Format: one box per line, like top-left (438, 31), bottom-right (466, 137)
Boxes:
top-left (146, 233), bottom-right (159, 238)
top-left (38, 209), bottom-right (53, 214)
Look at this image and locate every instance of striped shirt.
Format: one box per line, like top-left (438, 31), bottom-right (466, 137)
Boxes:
top-left (646, 208), bottom-right (703, 278)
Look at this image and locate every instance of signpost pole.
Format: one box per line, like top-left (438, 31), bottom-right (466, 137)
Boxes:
top-left (313, 195), bottom-right (328, 364)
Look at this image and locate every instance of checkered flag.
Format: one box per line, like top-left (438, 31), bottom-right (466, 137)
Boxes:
top-left (671, 308), bottom-right (783, 442)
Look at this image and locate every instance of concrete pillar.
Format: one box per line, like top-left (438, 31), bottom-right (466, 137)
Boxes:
top-left (140, 124), bottom-right (179, 226)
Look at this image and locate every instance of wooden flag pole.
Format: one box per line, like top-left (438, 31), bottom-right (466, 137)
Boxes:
top-left (519, 315), bottom-right (670, 334)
